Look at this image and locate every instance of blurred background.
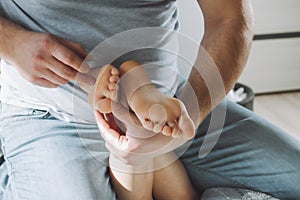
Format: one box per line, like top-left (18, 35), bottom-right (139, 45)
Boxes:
top-left (178, 0), bottom-right (300, 139)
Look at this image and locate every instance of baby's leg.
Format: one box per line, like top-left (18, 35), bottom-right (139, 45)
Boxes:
top-left (109, 155), bottom-right (154, 200)
top-left (85, 65), bottom-right (120, 113)
top-left (153, 152), bottom-right (199, 200)
top-left (120, 60), bottom-right (195, 139)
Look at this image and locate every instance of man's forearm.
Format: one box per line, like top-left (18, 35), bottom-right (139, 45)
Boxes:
top-left (181, 3), bottom-right (254, 127)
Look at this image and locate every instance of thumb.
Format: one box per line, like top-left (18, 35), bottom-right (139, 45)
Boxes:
top-left (94, 110), bottom-right (120, 143)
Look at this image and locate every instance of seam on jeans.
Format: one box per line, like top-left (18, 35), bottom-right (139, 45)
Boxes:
top-left (72, 123), bottom-right (111, 168)
top-left (182, 161), bottom-right (248, 189)
top-left (0, 139), bottom-right (20, 200)
top-left (75, 131), bottom-right (110, 167)
top-left (73, 129), bottom-right (117, 199)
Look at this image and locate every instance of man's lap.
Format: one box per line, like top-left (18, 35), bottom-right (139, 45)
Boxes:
top-left (0, 100), bottom-right (299, 199)
top-left (0, 104), bottom-right (116, 200)
top-left (180, 100), bottom-right (300, 199)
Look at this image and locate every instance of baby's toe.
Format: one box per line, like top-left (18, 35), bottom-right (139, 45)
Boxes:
top-left (178, 101), bottom-right (196, 139)
top-left (102, 90), bottom-right (116, 101)
top-left (167, 121), bottom-right (176, 128)
top-left (108, 83), bottom-right (118, 91)
top-left (171, 127), bottom-right (180, 138)
top-left (109, 75), bottom-right (119, 83)
top-left (111, 67), bottom-right (120, 76)
top-left (152, 123), bottom-right (163, 133)
top-left (162, 125), bottom-right (172, 136)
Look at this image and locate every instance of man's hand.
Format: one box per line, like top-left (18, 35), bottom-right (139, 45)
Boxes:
top-left (0, 17), bottom-right (95, 88)
top-left (10, 31), bottom-right (95, 88)
top-left (95, 102), bottom-right (189, 166)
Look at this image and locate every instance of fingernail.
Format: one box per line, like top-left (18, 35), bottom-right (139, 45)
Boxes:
top-left (81, 62), bottom-right (90, 73)
top-left (86, 54), bottom-right (94, 61)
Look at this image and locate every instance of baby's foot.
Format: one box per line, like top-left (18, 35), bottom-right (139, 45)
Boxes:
top-left (120, 61), bottom-right (195, 139)
top-left (130, 84), bottom-right (195, 139)
top-left (88, 64), bottom-right (120, 113)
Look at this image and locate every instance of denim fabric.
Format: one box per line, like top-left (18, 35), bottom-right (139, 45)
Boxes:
top-left (180, 100), bottom-right (300, 199)
top-left (201, 187), bottom-right (279, 200)
top-left (0, 100), bottom-right (299, 199)
top-left (0, 104), bottom-right (116, 200)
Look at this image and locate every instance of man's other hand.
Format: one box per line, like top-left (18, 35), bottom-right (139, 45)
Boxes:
top-left (9, 31), bottom-right (95, 88)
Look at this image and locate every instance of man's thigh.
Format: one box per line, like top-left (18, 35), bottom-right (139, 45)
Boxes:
top-left (179, 99), bottom-right (300, 199)
top-left (0, 104), bottom-right (116, 200)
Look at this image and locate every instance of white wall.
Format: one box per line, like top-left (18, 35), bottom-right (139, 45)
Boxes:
top-left (178, 0), bottom-right (300, 94)
top-left (239, 0), bottom-right (300, 93)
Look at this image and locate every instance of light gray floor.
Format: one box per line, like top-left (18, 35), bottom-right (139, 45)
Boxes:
top-left (254, 91), bottom-right (300, 140)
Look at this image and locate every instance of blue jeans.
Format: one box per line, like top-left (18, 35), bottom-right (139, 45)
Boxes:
top-left (0, 100), bottom-right (299, 200)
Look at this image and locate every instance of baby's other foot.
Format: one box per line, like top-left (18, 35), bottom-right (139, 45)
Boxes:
top-left (88, 64), bottom-right (119, 113)
top-left (120, 61), bottom-right (195, 139)
top-left (131, 87), bottom-right (195, 139)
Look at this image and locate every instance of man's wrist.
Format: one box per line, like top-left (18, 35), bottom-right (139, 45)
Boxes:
top-left (0, 17), bottom-right (28, 62)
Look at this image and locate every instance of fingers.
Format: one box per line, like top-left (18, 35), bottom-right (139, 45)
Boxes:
top-left (32, 78), bottom-right (60, 88)
top-left (12, 32), bottom-right (96, 88)
top-left (56, 37), bottom-right (89, 60)
top-left (38, 35), bottom-right (94, 86)
top-left (51, 40), bottom-right (90, 73)
top-left (94, 110), bottom-right (183, 165)
top-left (41, 69), bottom-right (69, 85)
top-left (47, 58), bottom-right (78, 80)
top-left (76, 72), bottom-right (96, 86)
top-left (94, 111), bottom-right (121, 141)
top-left (94, 111), bottom-right (132, 163)
top-left (106, 113), bottom-right (124, 134)
top-left (46, 57), bottom-right (95, 86)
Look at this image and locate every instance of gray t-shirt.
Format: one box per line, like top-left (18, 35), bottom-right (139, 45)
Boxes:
top-left (0, 0), bottom-right (184, 123)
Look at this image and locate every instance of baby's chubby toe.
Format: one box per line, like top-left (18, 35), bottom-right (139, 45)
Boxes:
top-left (109, 75), bottom-right (119, 83)
top-left (171, 126), bottom-right (180, 138)
top-left (110, 67), bottom-right (120, 76)
top-left (89, 64), bottom-right (120, 113)
top-left (152, 123), bottom-right (164, 133)
top-left (178, 101), bottom-right (195, 140)
top-left (108, 83), bottom-right (118, 91)
top-left (161, 125), bottom-right (172, 136)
